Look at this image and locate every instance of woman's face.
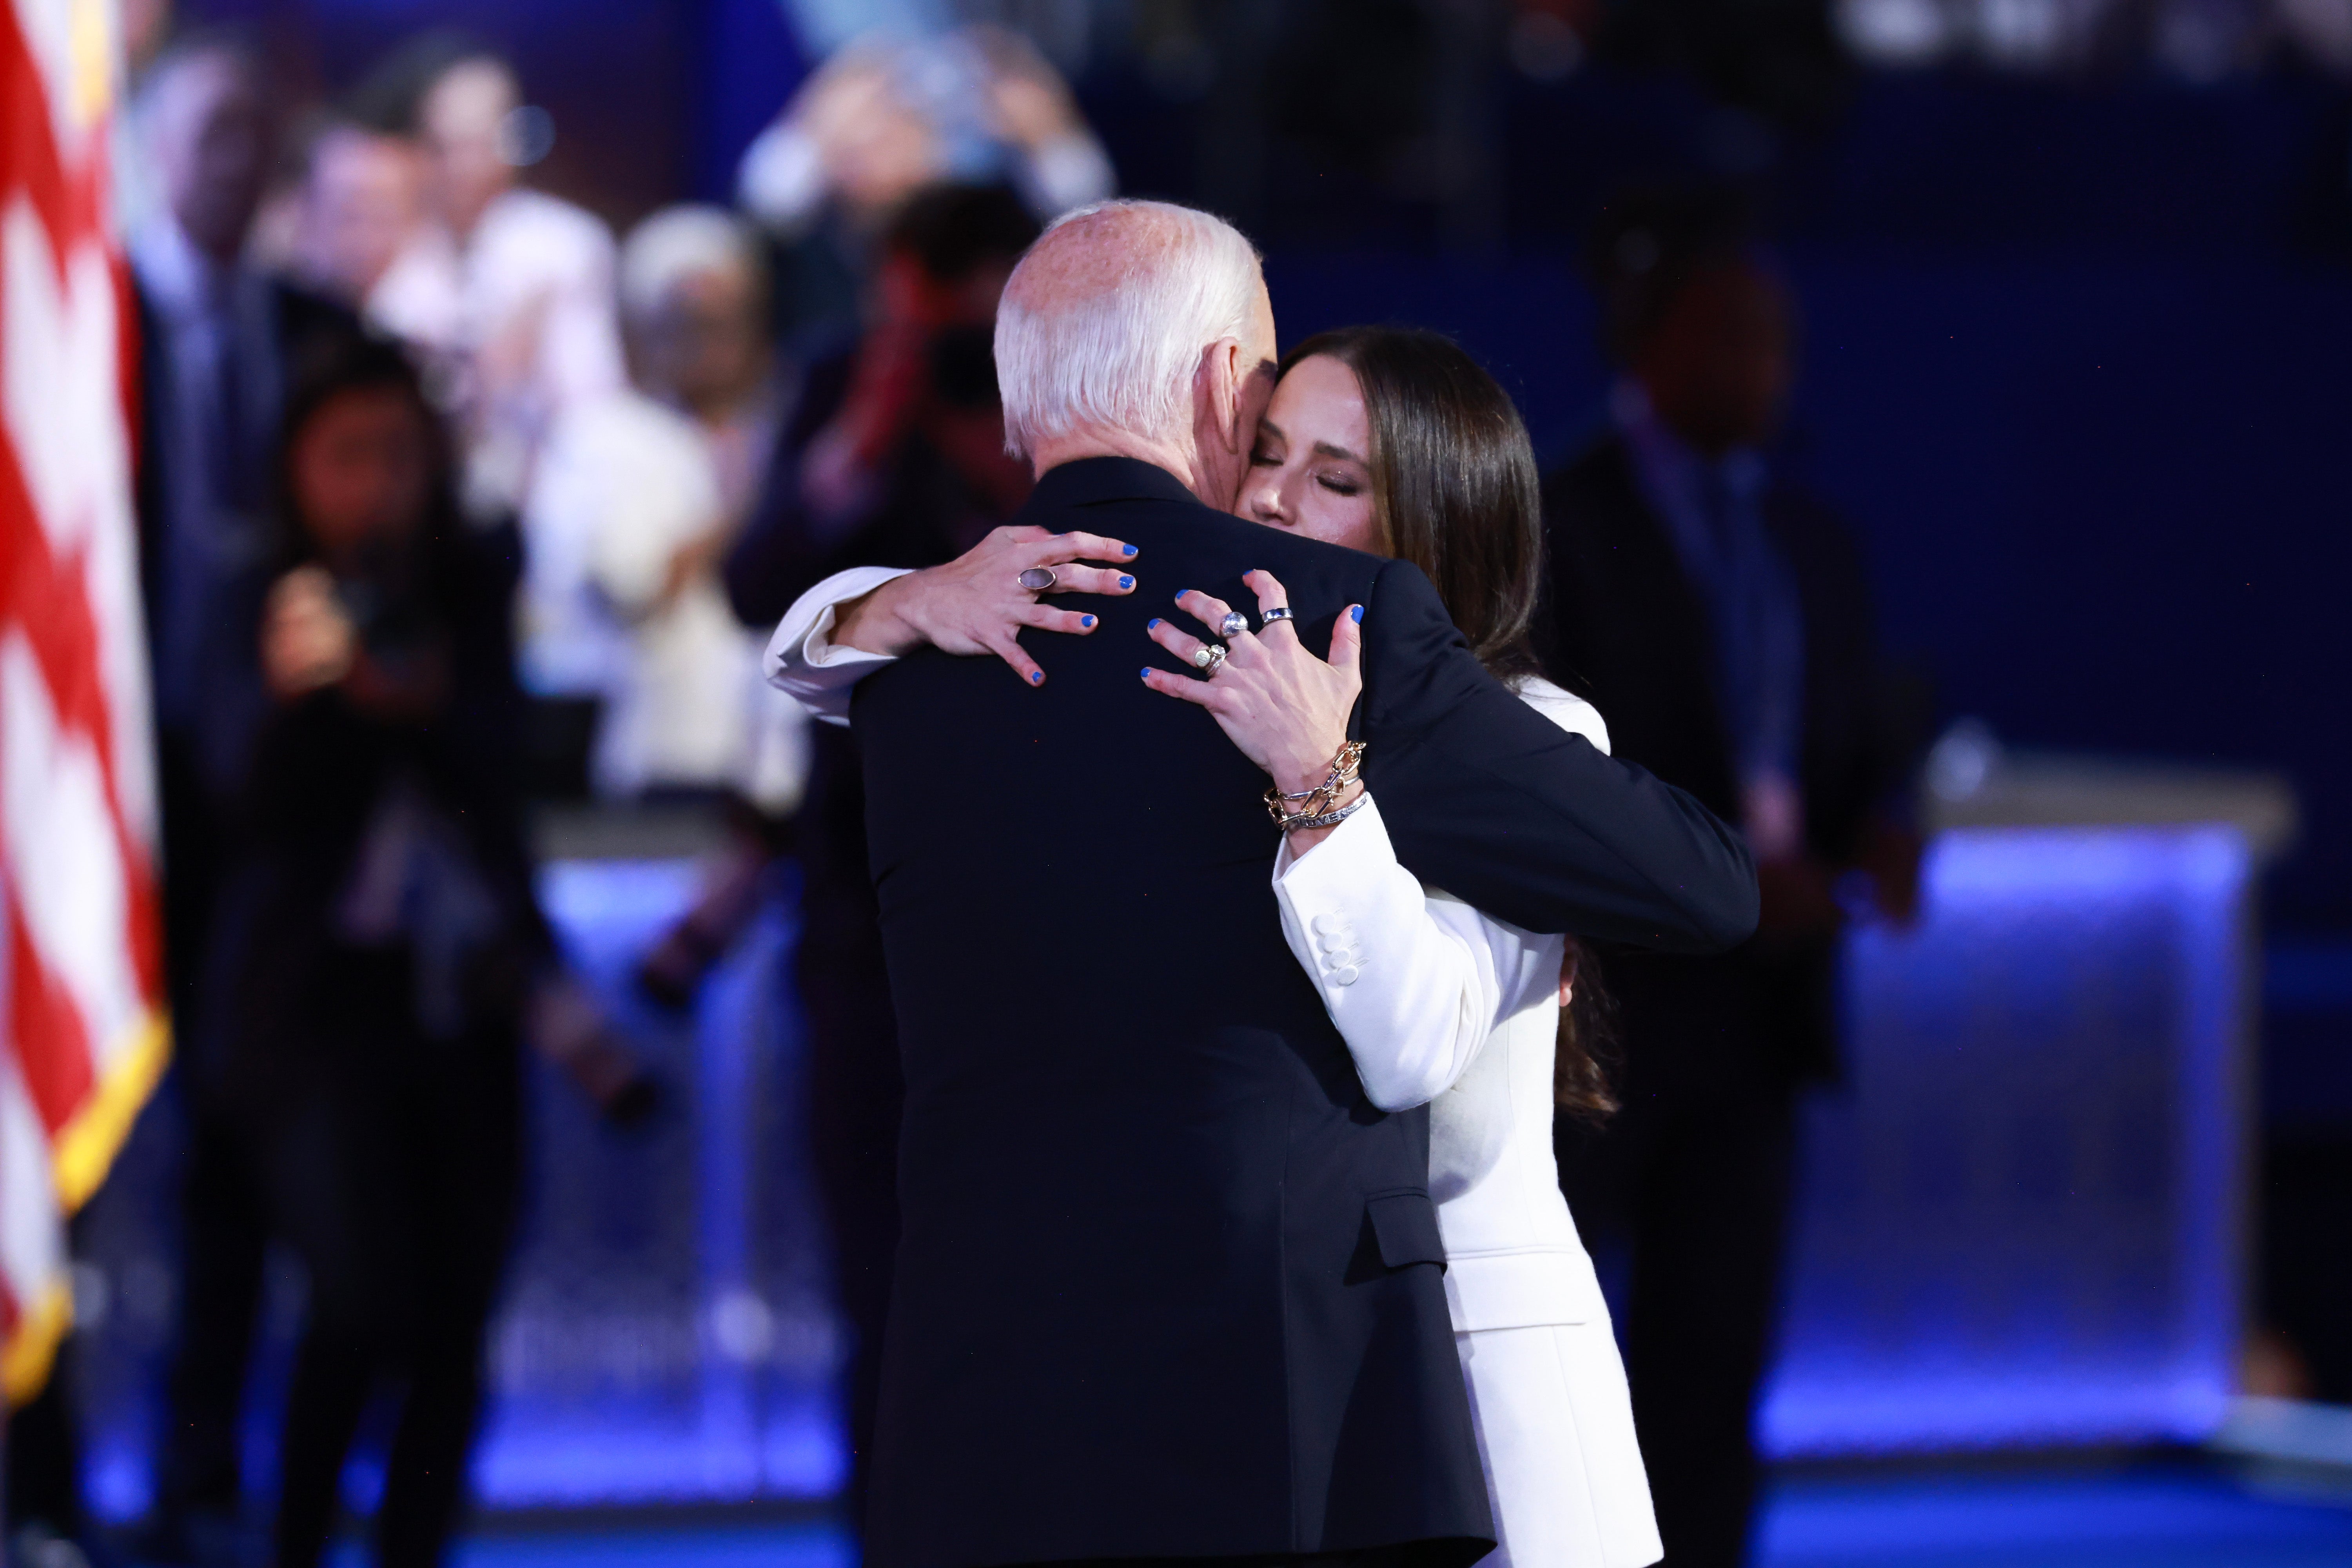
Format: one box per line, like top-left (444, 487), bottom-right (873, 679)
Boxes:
top-left (1233, 354), bottom-right (1383, 557)
top-left (288, 386), bottom-right (432, 561)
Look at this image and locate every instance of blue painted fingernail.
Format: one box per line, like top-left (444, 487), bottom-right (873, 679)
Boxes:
top-left (1140, 667), bottom-right (1153, 679)
top-left (1118, 575), bottom-right (1134, 590)
top-left (1175, 589), bottom-right (1190, 600)
top-left (1123, 544), bottom-right (1138, 556)
top-left (1148, 618), bottom-right (1162, 630)
top-left (1081, 615), bottom-right (1096, 628)
top-left (1030, 670), bottom-right (1043, 684)
top-left (1351, 605), bottom-right (1363, 623)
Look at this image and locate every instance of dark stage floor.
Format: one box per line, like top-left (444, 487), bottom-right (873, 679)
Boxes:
top-left (323, 1462), bottom-right (2352, 1568)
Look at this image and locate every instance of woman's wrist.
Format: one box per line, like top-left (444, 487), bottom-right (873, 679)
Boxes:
top-left (830, 573), bottom-right (924, 657)
top-left (1265, 739), bottom-right (1367, 835)
top-left (1280, 782), bottom-right (1367, 857)
top-left (1269, 734), bottom-right (1353, 797)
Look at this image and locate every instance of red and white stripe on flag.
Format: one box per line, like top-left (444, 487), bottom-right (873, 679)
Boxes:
top-left (1, 0), bottom-right (167, 1405)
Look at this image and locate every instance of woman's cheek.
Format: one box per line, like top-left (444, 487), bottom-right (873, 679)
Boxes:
top-left (1297, 490), bottom-right (1347, 548)
top-left (1319, 495), bottom-right (1380, 554)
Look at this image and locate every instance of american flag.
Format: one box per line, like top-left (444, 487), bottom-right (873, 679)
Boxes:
top-left (1, 0), bottom-right (166, 1404)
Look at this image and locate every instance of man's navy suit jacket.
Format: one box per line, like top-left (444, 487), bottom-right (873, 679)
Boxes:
top-left (853, 457), bottom-right (1756, 1568)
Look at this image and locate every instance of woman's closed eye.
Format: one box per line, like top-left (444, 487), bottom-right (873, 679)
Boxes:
top-left (1316, 470), bottom-right (1362, 497)
top-left (1249, 445), bottom-right (1284, 468)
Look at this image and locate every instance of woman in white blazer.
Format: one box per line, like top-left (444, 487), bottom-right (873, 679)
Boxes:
top-left (764, 327), bottom-right (1662, 1568)
top-left (1253, 668), bottom-right (1662, 1568)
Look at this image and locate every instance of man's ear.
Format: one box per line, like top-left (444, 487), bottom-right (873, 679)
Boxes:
top-left (1196, 337), bottom-right (1246, 456)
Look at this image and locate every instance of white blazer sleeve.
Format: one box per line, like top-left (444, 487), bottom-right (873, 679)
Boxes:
top-left (1270, 675), bottom-right (1613, 1115)
top-left (762, 566), bottom-right (915, 725)
top-left (1271, 798), bottom-right (1540, 1112)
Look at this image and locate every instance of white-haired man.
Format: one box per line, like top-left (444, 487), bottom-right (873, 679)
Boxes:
top-left (775, 200), bottom-right (1756, 1568)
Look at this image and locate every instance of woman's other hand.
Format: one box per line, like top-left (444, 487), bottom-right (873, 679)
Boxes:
top-left (1141, 569), bottom-right (1362, 797)
top-left (829, 524), bottom-right (1139, 685)
top-left (261, 566), bottom-right (357, 700)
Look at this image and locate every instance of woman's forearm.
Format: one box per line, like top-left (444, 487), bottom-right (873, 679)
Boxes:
top-left (829, 567), bottom-right (935, 657)
top-left (1273, 797), bottom-right (1505, 1111)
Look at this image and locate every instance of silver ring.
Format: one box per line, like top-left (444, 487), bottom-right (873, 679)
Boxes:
top-left (1260, 607), bottom-right (1296, 628)
top-left (1016, 566), bottom-right (1057, 592)
top-left (1218, 610), bottom-right (1249, 640)
top-left (1192, 643), bottom-right (1228, 673)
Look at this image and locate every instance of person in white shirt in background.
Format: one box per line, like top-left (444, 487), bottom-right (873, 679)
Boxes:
top-left (523, 204), bottom-right (806, 811)
top-left (523, 206), bottom-right (809, 1004)
top-left (764, 326), bottom-right (1664, 1568)
top-left (370, 50), bottom-right (626, 517)
top-left (621, 207), bottom-right (795, 537)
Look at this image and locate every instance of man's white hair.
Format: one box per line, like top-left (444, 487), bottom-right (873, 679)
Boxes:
top-left (995, 199), bottom-right (1263, 461)
top-left (619, 204), bottom-right (762, 321)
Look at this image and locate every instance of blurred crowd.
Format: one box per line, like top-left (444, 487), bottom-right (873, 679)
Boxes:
top-left (10, 20), bottom-right (1109, 1568)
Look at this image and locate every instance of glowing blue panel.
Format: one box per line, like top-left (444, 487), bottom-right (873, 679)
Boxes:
top-left (1760, 827), bottom-right (2251, 1456)
top-left (470, 861), bottom-right (846, 1507)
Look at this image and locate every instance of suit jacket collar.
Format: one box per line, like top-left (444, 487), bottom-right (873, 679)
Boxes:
top-left (1032, 455), bottom-right (1203, 511)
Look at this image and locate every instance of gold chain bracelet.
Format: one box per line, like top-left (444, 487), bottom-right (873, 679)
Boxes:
top-left (1264, 740), bottom-right (1367, 830)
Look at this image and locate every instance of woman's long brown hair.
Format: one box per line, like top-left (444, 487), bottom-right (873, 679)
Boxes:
top-left (1279, 327), bottom-right (1617, 1122)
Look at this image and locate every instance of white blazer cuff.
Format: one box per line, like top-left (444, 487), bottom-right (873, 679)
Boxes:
top-left (1272, 797), bottom-right (1416, 1005)
top-left (763, 566), bottom-right (914, 725)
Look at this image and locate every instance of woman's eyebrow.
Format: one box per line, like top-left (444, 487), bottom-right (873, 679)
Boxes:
top-left (1311, 439), bottom-right (1365, 463)
top-left (1257, 418), bottom-right (1287, 443)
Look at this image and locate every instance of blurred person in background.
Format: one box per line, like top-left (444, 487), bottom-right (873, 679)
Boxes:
top-left (736, 27), bottom-right (1112, 346)
top-left (293, 118), bottom-right (429, 311)
top-left (1542, 187), bottom-right (1922, 1568)
top-left (522, 204), bottom-right (799, 802)
top-left (720, 180), bottom-right (1040, 1543)
top-left (205, 338), bottom-right (546, 1568)
top-left (622, 207), bottom-right (795, 532)
top-left (520, 205), bottom-right (808, 1002)
top-left (116, 33), bottom-right (366, 1564)
top-left (368, 45), bottom-right (624, 518)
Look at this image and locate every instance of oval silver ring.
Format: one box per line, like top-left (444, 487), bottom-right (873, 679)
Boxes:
top-left (1016, 566), bottom-right (1058, 592)
top-left (1260, 607), bottom-right (1296, 628)
top-left (1218, 610), bottom-right (1249, 640)
top-left (1192, 643), bottom-right (1228, 673)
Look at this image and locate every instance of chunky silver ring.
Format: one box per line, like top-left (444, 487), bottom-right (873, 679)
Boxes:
top-left (1218, 610), bottom-right (1249, 640)
top-left (1260, 607), bottom-right (1296, 628)
top-left (1016, 566), bottom-right (1058, 592)
top-left (1192, 643), bottom-right (1228, 673)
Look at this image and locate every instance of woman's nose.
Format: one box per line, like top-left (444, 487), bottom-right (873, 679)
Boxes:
top-left (1247, 474), bottom-right (1287, 523)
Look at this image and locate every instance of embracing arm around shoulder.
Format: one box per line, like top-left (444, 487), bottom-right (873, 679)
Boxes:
top-left (763, 526), bottom-right (1141, 722)
top-left (764, 566), bottom-right (915, 725)
top-left (1359, 558), bottom-right (1759, 951)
